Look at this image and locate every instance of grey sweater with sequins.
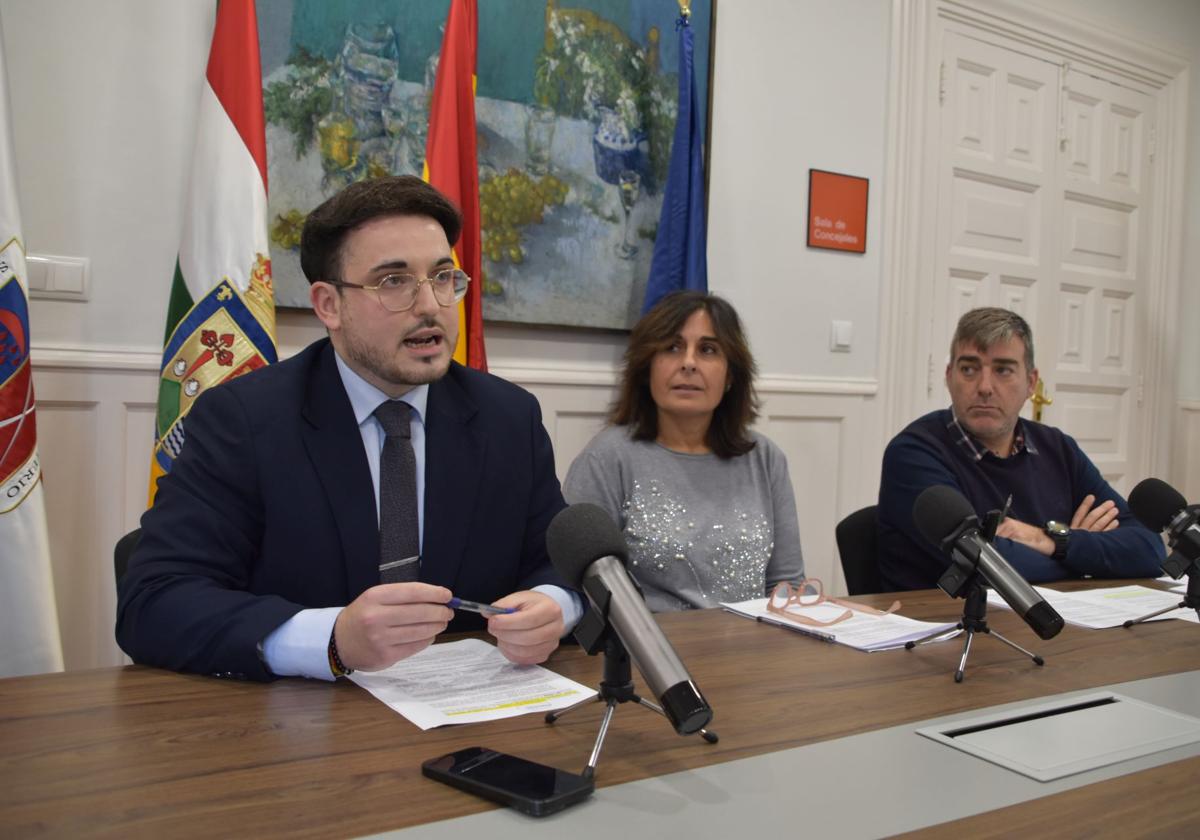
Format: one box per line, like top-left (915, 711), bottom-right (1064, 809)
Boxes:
top-left (563, 425), bottom-right (805, 612)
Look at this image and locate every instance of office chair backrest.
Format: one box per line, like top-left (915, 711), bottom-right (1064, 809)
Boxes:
top-left (835, 505), bottom-right (881, 595)
top-left (114, 528), bottom-right (141, 586)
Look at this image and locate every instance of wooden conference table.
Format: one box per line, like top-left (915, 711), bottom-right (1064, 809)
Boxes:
top-left (2, 583), bottom-right (1198, 838)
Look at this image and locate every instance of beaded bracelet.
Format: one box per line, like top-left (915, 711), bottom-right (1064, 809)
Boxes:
top-left (328, 628), bottom-right (353, 677)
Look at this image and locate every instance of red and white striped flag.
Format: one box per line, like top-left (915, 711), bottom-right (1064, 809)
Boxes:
top-left (148, 0), bottom-right (277, 504)
top-left (0, 13), bottom-right (64, 677)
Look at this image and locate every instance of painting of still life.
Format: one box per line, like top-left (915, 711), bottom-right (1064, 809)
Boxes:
top-left (258, 0), bottom-right (713, 331)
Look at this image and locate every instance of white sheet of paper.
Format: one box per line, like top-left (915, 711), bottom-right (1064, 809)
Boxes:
top-left (350, 638), bottom-right (597, 730)
top-left (986, 585), bottom-right (1197, 629)
top-left (721, 598), bottom-right (959, 651)
top-left (1157, 574), bottom-right (1188, 593)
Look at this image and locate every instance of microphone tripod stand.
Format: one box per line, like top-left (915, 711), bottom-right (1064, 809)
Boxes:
top-left (1126, 504), bottom-right (1200, 627)
top-left (905, 506), bottom-right (1044, 683)
top-left (1123, 562), bottom-right (1200, 628)
top-left (905, 579), bottom-right (1044, 683)
top-left (545, 604), bottom-right (718, 779)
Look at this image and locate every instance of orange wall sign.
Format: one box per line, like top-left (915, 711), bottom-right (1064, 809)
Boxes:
top-left (807, 169), bottom-right (869, 254)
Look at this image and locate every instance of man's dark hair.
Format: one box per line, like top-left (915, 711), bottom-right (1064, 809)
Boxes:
top-left (610, 291), bottom-right (760, 459)
top-left (299, 175), bottom-right (463, 284)
top-left (951, 307), bottom-right (1036, 370)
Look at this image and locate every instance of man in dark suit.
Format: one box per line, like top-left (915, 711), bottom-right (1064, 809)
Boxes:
top-left (117, 176), bottom-right (579, 681)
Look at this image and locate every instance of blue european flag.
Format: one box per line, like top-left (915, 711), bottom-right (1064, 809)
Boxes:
top-left (643, 14), bottom-right (708, 314)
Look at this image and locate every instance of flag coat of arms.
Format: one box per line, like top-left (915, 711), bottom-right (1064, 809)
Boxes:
top-left (149, 0), bottom-right (277, 503)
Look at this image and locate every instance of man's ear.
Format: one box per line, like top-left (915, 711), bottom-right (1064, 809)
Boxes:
top-left (310, 282), bottom-right (342, 332)
top-left (1027, 367), bottom-right (1040, 399)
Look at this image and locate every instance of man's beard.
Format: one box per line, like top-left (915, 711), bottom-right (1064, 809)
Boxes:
top-left (341, 317), bottom-right (452, 389)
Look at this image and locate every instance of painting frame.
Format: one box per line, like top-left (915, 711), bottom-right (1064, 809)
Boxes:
top-left (258, 0), bottom-right (716, 333)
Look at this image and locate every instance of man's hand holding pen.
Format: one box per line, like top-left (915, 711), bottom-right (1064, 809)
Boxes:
top-left (485, 591), bottom-right (565, 666)
top-left (334, 583), bottom-right (453, 672)
top-left (333, 585), bottom-right (563, 672)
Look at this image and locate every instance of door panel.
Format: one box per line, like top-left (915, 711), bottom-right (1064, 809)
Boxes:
top-left (1041, 69), bottom-right (1154, 492)
top-left (928, 32), bottom-right (1058, 404)
top-left (929, 32), bottom-right (1155, 493)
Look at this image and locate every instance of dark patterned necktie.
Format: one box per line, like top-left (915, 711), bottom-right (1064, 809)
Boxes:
top-left (374, 400), bottom-right (419, 583)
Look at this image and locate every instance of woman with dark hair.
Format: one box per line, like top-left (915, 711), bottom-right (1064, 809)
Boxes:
top-left (563, 291), bottom-right (804, 611)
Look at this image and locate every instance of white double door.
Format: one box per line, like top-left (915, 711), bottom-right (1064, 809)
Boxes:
top-left (923, 30), bottom-right (1156, 493)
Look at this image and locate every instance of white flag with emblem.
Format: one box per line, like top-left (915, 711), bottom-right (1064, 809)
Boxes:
top-left (0, 14), bottom-right (64, 677)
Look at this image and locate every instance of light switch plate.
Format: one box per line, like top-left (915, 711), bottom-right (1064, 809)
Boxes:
top-left (830, 319), bottom-right (852, 352)
top-left (27, 254), bottom-right (90, 301)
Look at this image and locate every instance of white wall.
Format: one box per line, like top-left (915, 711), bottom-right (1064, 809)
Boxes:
top-left (3, 1), bottom-right (213, 352)
top-left (707, 0), bottom-right (891, 381)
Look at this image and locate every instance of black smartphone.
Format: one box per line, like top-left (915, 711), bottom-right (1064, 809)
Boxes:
top-left (422, 746), bottom-right (595, 817)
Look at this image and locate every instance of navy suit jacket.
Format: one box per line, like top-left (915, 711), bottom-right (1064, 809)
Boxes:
top-left (116, 339), bottom-right (569, 679)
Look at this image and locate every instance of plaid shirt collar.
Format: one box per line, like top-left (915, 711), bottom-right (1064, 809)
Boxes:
top-left (947, 409), bottom-right (1039, 461)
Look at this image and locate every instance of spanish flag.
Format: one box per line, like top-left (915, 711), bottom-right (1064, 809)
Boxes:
top-left (423, 0), bottom-right (486, 371)
top-left (148, 0), bottom-right (277, 505)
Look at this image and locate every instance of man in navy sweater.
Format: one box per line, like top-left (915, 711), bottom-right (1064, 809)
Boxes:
top-left (877, 307), bottom-right (1164, 591)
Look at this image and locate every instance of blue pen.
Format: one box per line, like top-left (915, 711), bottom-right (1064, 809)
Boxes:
top-left (447, 597), bottom-right (517, 616)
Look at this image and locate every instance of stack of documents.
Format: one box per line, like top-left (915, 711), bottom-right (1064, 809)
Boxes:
top-left (350, 638), bottom-right (597, 730)
top-left (720, 598), bottom-right (959, 651)
top-left (985, 585), bottom-right (1199, 630)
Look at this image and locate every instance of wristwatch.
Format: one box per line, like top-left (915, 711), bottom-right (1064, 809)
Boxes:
top-left (1044, 520), bottom-right (1070, 560)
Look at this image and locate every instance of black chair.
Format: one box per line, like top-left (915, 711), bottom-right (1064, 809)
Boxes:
top-left (113, 527), bottom-right (141, 586)
top-left (835, 505), bottom-right (882, 595)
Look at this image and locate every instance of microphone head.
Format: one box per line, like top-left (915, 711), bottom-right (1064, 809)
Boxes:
top-left (660, 681), bottom-right (713, 734)
top-left (546, 503), bottom-right (629, 588)
top-left (1128, 478), bottom-right (1187, 533)
top-left (913, 485), bottom-right (978, 547)
top-left (1025, 600), bottom-right (1065, 640)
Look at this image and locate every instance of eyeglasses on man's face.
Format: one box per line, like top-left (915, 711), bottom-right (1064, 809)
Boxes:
top-left (328, 268), bottom-right (470, 312)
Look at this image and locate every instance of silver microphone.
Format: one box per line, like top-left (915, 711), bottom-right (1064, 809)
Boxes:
top-left (913, 485), bottom-right (1064, 640)
top-left (546, 503), bottom-right (712, 735)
